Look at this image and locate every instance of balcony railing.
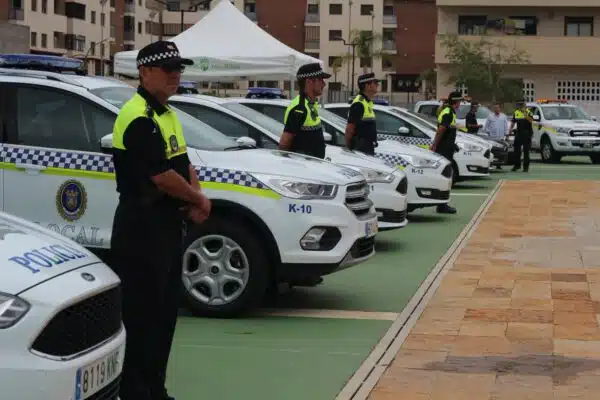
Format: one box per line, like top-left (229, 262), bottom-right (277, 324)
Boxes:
top-left (123, 30), bottom-right (135, 41)
top-left (245, 11), bottom-right (257, 21)
top-left (306, 13), bottom-right (319, 23)
top-left (124, 3), bottom-right (135, 13)
top-left (9, 8), bottom-right (24, 20)
top-left (305, 40), bottom-right (320, 49)
top-left (383, 40), bottom-right (396, 51)
top-left (383, 15), bottom-right (396, 25)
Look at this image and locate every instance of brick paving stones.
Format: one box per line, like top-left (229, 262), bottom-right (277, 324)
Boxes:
top-left (368, 181), bottom-right (600, 400)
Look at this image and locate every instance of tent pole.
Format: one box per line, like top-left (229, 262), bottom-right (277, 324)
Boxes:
top-left (290, 79), bottom-right (294, 98)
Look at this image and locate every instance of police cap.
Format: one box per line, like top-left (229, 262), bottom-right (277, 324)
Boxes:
top-left (448, 91), bottom-right (463, 102)
top-left (136, 40), bottom-right (193, 69)
top-left (358, 72), bottom-right (379, 85)
top-left (296, 62), bottom-right (331, 80)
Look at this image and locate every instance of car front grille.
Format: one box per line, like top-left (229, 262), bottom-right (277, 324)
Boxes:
top-left (31, 286), bottom-right (122, 358)
top-left (395, 177), bottom-right (408, 195)
top-left (88, 374), bottom-right (121, 400)
top-left (345, 181), bottom-right (373, 219)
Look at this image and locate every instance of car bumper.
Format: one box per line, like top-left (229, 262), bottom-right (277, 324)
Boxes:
top-left (405, 166), bottom-right (453, 208)
top-left (0, 262), bottom-right (126, 400)
top-left (550, 136), bottom-right (600, 153)
top-left (369, 180), bottom-right (408, 231)
top-left (454, 151), bottom-right (491, 177)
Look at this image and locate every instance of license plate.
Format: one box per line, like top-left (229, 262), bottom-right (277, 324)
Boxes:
top-left (74, 346), bottom-right (123, 400)
top-left (583, 142), bottom-right (594, 148)
top-left (365, 220), bottom-right (378, 237)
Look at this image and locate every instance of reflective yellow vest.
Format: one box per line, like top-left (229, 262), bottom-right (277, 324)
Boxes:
top-left (351, 94), bottom-right (375, 121)
top-left (112, 92), bottom-right (187, 159)
top-left (283, 95), bottom-right (322, 130)
top-left (437, 106), bottom-right (457, 128)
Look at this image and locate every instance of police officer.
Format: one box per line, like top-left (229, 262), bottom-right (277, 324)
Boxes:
top-left (280, 62), bottom-right (331, 158)
top-left (509, 100), bottom-right (534, 172)
top-left (431, 91), bottom-right (462, 215)
top-left (345, 72), bottom-right (379, 155)
top-left (110, 41), bottom-right (212, 400)
top-left (464, 101), bottom-right (483, 134)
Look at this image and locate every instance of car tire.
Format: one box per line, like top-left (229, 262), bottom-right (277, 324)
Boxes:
top-left (540, 136), bottom-right (561, 163)
top-left (181, 215), bottom-right (271, 318)
top-left (451, 160), bottom-right (460, 185)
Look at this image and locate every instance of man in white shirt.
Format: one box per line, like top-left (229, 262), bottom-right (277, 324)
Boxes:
top-left (484, 103), bottom-right (509, 169)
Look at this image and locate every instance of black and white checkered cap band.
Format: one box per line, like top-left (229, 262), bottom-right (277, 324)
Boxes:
top-left (137, 51), bottom-right (181, 67)
top-left (358, 76), bottom-right (378, 84)
top-left (297, 70), bottom-right (326, 79)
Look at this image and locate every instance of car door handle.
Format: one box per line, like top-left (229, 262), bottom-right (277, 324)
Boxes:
top-left (15, 163), bottom-right (47, 174)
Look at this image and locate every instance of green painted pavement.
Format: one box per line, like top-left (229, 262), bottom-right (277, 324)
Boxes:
top-left (166, 317), bottom-right (390, 400)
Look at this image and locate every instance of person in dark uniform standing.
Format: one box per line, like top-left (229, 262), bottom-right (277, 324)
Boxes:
top-left (345, 73), bottom-right (380, 155)
top-left (509, 100), bottom-right (534, 172)
top-left (110, 41), bottom-right (212, 400)
top-left (464, 101), bottom-right (483, 134)
top-left (431, 91), bottom-right (463, 215)
top-left (280, 63), bottom-right (331, 159)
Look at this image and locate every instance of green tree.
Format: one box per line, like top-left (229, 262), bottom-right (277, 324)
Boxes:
top-left (439, 33), bottom-right (530, 103)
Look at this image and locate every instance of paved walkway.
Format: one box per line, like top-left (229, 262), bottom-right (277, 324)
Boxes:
top-left (368, 180), bottom-right (600, 400)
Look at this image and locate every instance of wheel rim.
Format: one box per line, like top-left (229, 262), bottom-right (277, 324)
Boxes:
top-left (542, 142), bottom-right (551, 160)
top-left (182, 235), bottom-right (250, 306)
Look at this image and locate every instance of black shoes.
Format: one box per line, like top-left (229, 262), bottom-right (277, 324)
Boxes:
top-left (437, 204), bottom-right (457, 214)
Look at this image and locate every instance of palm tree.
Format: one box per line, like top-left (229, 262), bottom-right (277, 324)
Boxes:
top-left (338, 29), bottom-right (387, 76)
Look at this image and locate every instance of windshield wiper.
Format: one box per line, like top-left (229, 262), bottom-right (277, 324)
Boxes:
top-left (224, 144), bottom-right (256, 151)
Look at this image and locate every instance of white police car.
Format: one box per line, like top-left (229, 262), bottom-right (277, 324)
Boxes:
top-left (164, 94), bottom-right (409, 231)
top-left (324, 103), bottom-right (492, 183)
top-left (0, 67), bottom-right (378, 318)
top-left (0, 210), bottom-right (125, 400)
top-left (227, 98), bottom-right (454, 212)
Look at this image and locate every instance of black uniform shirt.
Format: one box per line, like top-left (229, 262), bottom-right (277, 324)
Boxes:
top-left (348, 94), bottom-right (377, 141)
top-left (512, 108), bottom-right (533, 134)
top-left (465, 110), bottom-right (478, 133)
top-left (437, 107), bottom-right (457, 155)
top-left (283, 95), bottom-right (326, 159)
top-left (113, 86), bottom-right (191, 211)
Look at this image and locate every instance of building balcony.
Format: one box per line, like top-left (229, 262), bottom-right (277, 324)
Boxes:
top-left (9, 8), bottom-right (24, 20)
top-left (245, 11), bottom-right (257, 21)
top-left (304, 40), bottom-right (320, 50)
top-left (436, 0), bottom-right (598, 6)
top-left (306, 13), bottom-right (319, 23)
top-left (123, 30), bottom-right (135, 42)
top-left (124, 3), bottom-right (135, 13)
top-left (435, 34), bottom-right (600, 66)
top-left (383, 15), bottom-right (396, 25)
top-left (382, 40), bottom-right (397, 51)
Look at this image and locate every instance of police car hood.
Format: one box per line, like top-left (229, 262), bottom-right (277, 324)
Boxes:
top-left (547, 120), bottom-right (600, 130)
top-left (0, 212), bottom-right (101, 294)
top-left (325, 145), bottom-right (397, 173)
top-left (377, 140), bottom-right (446, 161)
top-left (193, 148), bottom-right (366, 185)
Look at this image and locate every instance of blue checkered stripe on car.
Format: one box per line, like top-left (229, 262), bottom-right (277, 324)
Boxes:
top-left (377, 134), bottom-right (432, 147)
top-left (374, 151), bottom-right (410, 168)
top-left (195, 166), bottom-right (265, 189)
top-left (1, 144), bottom-right (115, 173)
top-left (1, 144), bottom-right (266, 189)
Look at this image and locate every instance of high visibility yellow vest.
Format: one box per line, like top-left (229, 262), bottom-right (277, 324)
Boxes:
top-left (351, 94), bottom-right (375, 121)
top-left (112, 93), bottom-right (187, 159)
top-left (284, 95), bottom-right (322, 130)
top-left (437, 106), bottom-right (456, 128)
top-left (513, 108), bottom-right (532, 119)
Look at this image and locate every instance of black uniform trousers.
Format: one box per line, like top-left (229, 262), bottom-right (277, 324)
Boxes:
top-left (513, 130), bottom-right (532, 170)
top-left (354, 137), bottom-right (376, 156)
top-left (110, 200), bottom-right (185, 400)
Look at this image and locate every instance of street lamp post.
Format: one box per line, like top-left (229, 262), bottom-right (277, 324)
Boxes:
top-left (334, 36), bottom-right (360, 95)
top-left (100, 0), bottom-right (108, 76)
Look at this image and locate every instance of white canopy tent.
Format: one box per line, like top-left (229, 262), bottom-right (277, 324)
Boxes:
top-left (113, 0), bottom-right (322, 82)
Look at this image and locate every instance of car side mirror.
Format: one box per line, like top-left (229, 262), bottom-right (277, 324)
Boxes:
top-left (100, 134), bottom-right (113, 154)
top-left (533, 115), bottom-right (540, 121)
top-left (398, 126), bottom-right (410, 135)
top-left (323, 132), bottom-right (333, 143)
top-left (592, 116), bottom-right (598, 122)
top-left (236, 136), bottom-right (257, 147)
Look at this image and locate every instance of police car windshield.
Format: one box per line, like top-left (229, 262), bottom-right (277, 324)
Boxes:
top-left (89, 86), bottom-right (238, 151)
top-left (320, 108), bottom-right (348, 128)
top-left (541, 105), bottom-right (590, 121)
top-left (456, 104), bottom-right (492, 119)
top-left (221, 103), bottom-right (285, 136)
top-left (390, 108), bottom-right (437, 129)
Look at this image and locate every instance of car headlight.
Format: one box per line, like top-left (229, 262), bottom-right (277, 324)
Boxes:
top-left (0, 292), bottom-right (30, 329)
top-left (402, 154), bottom-right (440, 169)
top-left (344, 166), bottom-right (395, 183)
top-left (457, 142), bottom-right (484, 152)
top-left (252, 174), bottom-right (338, 199)
top-left (555, 127), bottom-right (570, 136)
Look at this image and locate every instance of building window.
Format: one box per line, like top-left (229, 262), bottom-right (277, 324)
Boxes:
top-left (507, 16), bottom-right (537, 35)
top-left (557, 81), bottom-right (600, 101)
top-left (565, 17), bottom-right (593, 37)
top-left (91, 10), bottom-right (96, 23)
top-left (360, 4), bottom-right (373, 16)
top-left (360, 57), bottom-right (371, 68)
top-left (383, 5), bottom-right (395, 16)
top-left (30, 31), bottom-right (37, 46)
top-left (458, 15), bottom-right (487, 35)
top-left (329, 29), bottom-right (342, 41)
top-left (90, 41), bottom-right (96, 55)
top-left (305, 52), bottom-right (319, 59)
top-left (329, 3), bottom-right (342, 15)
top-left (41, 33), bottom-right (47, 48)
top-left (41, 0), bottom-right (46, 13)
top-left (328, 56), bottom-right (341, 67)
top-left (381, 56), bottom-right (393, 70)
top-left (138, 21), bottom-right (142, 34)
top-left (243, 0), bottom-right (255, 13)
top-left (523, 80), bottom-right (535, 102)
top-left (100, 12), bottom-right (105, 26)
top-left (307, 4), bottom-right (318, 14)
top-left (31, 0), bottom-right (36, 11)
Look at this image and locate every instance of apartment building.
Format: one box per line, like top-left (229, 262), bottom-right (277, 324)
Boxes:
top-left (435, 0), bottom-right (600, 107)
